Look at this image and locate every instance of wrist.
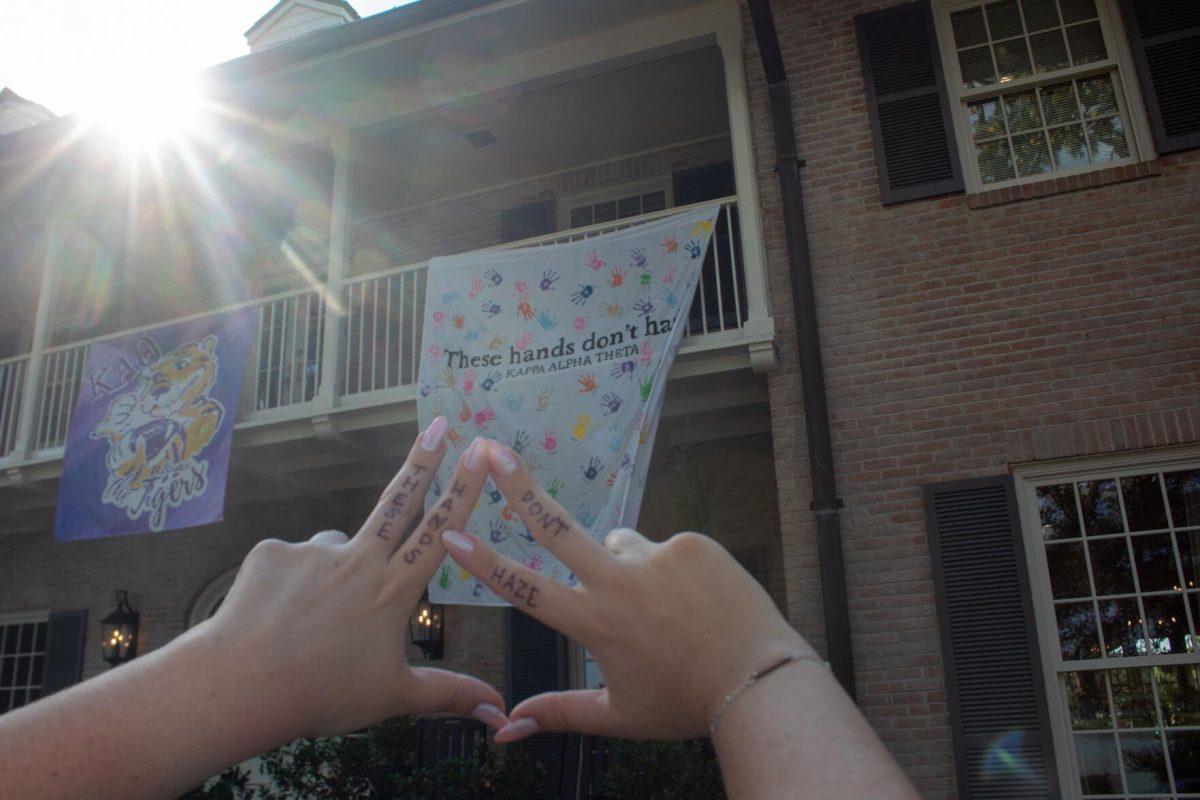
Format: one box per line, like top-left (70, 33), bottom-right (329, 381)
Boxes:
top-left (172, 621), bottom-right (302, 755)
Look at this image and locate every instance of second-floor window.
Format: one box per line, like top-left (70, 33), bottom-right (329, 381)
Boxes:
top-left (936, 0), bottom-right (1149, 190)
top-left (563, 182), bottom-right (668, 230)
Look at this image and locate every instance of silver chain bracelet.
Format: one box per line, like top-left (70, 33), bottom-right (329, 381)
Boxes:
top-left (708, 652), bottom-right (829, 738)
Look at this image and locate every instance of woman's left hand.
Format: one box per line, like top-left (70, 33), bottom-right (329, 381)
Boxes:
top-left (196, 419), bottom-right (509, 741)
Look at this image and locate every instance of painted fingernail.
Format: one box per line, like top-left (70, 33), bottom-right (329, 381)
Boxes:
top-left (489, 443), bottom-right (519, 475)
top-left (442, 530), bottom-right (475, 557)
top-left (471, 703), bottom-right (509, 729)
top-left (462, 438), bottom-right (485, 471)
top-left (421, 416), bottom-right (448, 452)
top-left (495, 717), bottom-right (539, 743)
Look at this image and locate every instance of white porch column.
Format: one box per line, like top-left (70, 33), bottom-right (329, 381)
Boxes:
top-left (718, 25), bottom-right (777, 373)
top-left (315, 128), bottom-right (356, 411)
top-left (10, 225), bottom-right (61, 461)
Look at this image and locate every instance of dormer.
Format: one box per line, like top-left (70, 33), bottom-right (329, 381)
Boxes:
top-left (245, 0), bottom-right (360, 52)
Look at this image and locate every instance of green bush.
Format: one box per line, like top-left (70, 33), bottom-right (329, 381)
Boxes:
top-left (598, 738), bottom-right (725, 800)
top-left (178, 716), bottom-right (541, 800)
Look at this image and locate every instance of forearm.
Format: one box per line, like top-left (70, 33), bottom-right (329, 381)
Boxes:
top-left (0, 622), bottom-right (287, 800)
top-left (712, 658), bottom-right (920, 800)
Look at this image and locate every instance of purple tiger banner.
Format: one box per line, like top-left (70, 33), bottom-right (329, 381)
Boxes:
top-left (417, 205), bottom-right (720, 605)
top-left (54, 309), bottom-right (254, 541)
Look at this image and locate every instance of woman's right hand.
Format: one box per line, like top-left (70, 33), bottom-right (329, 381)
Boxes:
top-left (439, 440), bottom-right (813, 742)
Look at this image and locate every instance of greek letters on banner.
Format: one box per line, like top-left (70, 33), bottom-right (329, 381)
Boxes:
top-left (54, 309), bottom-right (254, 541)
top-left (417, 205), bottom-right (720, 604)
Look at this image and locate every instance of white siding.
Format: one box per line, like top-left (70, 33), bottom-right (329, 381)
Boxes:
top-left (248, 1), bottom-right (354, 51)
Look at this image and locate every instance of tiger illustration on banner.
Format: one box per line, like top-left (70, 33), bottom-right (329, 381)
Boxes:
top-left (91, 335), bottom-right (225, 531)
top-left (55, 309), bottom-right (253, 541)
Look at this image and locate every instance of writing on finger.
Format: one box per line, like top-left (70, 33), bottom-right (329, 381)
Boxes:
top-left (375, 464), bottom-right (427, 543)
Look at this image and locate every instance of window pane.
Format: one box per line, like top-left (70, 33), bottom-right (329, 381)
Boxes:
top-left (593, 201), bottom-right (616, 224)
top-left (569, 207), bottom-right (592, 228)
top-left (1087, 117), bottom-right (1129, 162)
top-left (0, 627), bottom-right (11, 656)
top-left (1075, 733), bottom-right (1122, 794)
top-left (970, 98), bottom-right (1006, 139)
top-left (1013, 131), bottom-right (1052, 176)
top-left (1143, 594), bottom-right (1189, 654)
top-left (1049, 125), bottom-right (1089, 169)
top-left (1058, 601), bottom-right (1102, 659)
top-left (952, 7), bottom-right (989, 48)
top-left (616, 195), bottom-right (641, 219)
top-left (1079, 75), bottom-right (1119, 118)
top-left (33, 623), bottom-right (46, 653)
top-left (1021, 0), bottom-right (1060, 31)
top-left (1177, 531), bottom-right (1200, 589)
top-left (1048, 542), bottom-right (1091, 598)
top-left (0, 657), bottom-right (13, 688)
top-left (959, 45), bottom-right (997, 87)
top-left (1111, 668), bottom-right (1157, 728)
top-left (1030, 29), bottom-right (1070, 72)
top-left (1079, 479), bottom-right (1124, 535)
top-left (15, 656), bottom-right (29, 686)
top-left (0, 689), bottom-right (9, 712)
top-left (1165, 469), bottom-right (1200, 528)
top-left (30, 654), bottom-right (43, 687)
top-left (1121, 475), bottom-right (1168, 532)
top-left (17, 625), bottom-right (32, 652)
top-left (1156, 665), bottom-right (1200, 726)
top-left (1120, 732), bottom-right (1170, 794)
top-left (1090, 537), bottom-right (1135, 595)
top-left (1067, 21), bottom-right (1107, 65)
top-left (1131, 534), bottom-right (1179, 592)
top-left (1038, 483), bottom-right (1081, 540)
top-left (976, 139), bottom-right (1016, 183)
top-left (1004, 90), bottom-right (1042, 132)
top-left (994, 39), bottom-right (1033, 82)
top-left (641, 191), bottom-right (666, 213)
top-left (1099, 598), bottom-right (1143, 657)
top-left (986, 0), bottom-right (1024, 39)
top-left (1066, 670), bottom-right (1111, 729)
top-left (1060, 0), bottom-right (1098, 24)
top-left (1167, 731), bottom-right (1200, 792)
top-left (1041, 82), bottom-right (1080, 125)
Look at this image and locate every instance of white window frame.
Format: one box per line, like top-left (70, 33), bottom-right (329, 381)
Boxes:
top-left (933, 0), bottom-right (1157, 193)
top-left (0, 610), bottom-right (51, 715)
top-left (557, 177), bottom-right (673, 232)
top-left (1014, 444), bottom-right (1200, 799)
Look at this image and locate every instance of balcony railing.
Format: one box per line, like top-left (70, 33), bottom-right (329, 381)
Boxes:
top-left (0, 197), bottom-right (764, 464)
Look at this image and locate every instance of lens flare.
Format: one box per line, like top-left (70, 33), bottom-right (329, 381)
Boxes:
top-left (981, 730), bottom-right (1038, 783)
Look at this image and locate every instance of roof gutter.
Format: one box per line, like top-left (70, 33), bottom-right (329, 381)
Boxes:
top-left (745, 0), bottom-right (856, 699)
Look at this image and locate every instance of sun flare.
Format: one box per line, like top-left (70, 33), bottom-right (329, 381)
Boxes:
top-left (82, 73), bottom-right (204, 150)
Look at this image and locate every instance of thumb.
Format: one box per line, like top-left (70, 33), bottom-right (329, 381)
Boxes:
top-left (497, 689), bottom-right (626, 743)
top-left (405, 667), bottom-right (510, 730)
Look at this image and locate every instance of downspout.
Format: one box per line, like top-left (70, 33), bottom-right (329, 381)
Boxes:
top-left (745, 0), bottom-right (856, 699)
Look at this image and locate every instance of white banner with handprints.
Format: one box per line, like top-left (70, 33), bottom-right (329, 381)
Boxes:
top-left (417, 205), bottom-right (720, 604)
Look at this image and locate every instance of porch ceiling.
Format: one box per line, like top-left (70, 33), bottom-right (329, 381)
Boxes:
top-left (353, 46), bottom-right (729, 212)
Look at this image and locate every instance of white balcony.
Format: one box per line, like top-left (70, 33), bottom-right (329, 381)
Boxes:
top-left (0, 196), bottom-right (774, 491)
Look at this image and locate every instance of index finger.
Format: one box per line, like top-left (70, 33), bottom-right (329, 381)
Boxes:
top-left (350, 416), bottom-right (448, 556)
top-left (486, 441), bottom-right (613, 584)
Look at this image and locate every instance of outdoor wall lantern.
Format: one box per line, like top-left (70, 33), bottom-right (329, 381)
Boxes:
top-left (408, 592), bottom-right (444, 660)
top-left (101, 590), bottom-right (139, 667)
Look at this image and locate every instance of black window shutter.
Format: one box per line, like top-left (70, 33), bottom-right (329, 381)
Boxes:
top-left (923, 477), bottom-right (1058, 800)
top-left (855, 1), bottom-right (964, 204)
top-left (508, 608), bottom-right (566, 798)
top-left (42, 609), bottom-right (88, 696)
top-left (1121, 0), bottom-right (1200, 153)
top-left (500, 200), bottom-right (556, 243)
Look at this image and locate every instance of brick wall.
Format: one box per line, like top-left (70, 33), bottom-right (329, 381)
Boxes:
top-left (638, 431), bottom-right (787, 611)
top-left (742, 0), bottom-right (1200, 795)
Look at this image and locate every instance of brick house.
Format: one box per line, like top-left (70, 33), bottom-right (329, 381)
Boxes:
top-left (0, 0), bottom-right (1197, 797)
